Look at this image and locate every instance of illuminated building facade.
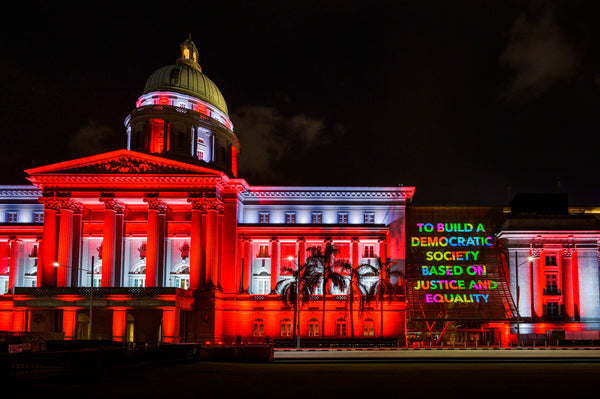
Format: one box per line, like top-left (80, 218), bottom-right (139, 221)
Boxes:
top-left (0, 38), bottom-right (413, 345)
top-left (1, 39), bottom-right (599, 347)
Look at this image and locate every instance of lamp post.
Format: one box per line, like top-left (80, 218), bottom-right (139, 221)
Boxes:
top-left (54, 255), bottom-right (94, 340)
top-left (515, 252), bottom-right (535, 348)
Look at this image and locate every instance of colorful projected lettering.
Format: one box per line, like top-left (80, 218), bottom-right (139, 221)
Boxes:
top-left (411, 221), bottom-right (497, 304)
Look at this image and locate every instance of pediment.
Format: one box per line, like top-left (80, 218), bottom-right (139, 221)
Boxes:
top-left (25, 149), bottom-right (225, 177)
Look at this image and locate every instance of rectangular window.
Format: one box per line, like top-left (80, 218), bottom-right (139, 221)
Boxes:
top-left (545, 273), bottom-right (559, 294)
top-left (33, 212), bottom-right (44, 223)
top-left (311, 212), bottom-right (322, 224)
top-left (285, 212), bottom-right (296, 224)
top-left (545, 255), bottom-right (557, 266)
top-left (364, 212), bottom-right (375, 224)
top-left (259, 212), bottom-right (270, 223)
top-left (363, 245), bottom-right (375, 258)
top-left (257, 245), bottom-right (269, 258)
top-left (6, 211), bottom-right (18, 223)
top-left (338, 212), bottom-right (348, 224)
top-left (545, 302), bottom-right (560, 317)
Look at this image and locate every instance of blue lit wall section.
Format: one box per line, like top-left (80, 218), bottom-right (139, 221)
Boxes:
top-left (136, 91), bottom-right (233, 131)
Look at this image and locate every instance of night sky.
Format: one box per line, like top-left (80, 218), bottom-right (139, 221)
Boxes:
top-left (2, 1), bottom-right (599, 206)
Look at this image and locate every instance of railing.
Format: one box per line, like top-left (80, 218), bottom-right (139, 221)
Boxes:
top-left (13, 287), bottom-right (183, 297)
top-left (543, 288), bottom-right (562, 295)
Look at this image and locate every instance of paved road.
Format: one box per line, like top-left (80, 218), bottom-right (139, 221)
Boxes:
top-left (274, 347), bottom-right (600, 362)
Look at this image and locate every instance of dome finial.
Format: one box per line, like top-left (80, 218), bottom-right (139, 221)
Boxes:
top-left (178, 36), bottom-right (201, 72)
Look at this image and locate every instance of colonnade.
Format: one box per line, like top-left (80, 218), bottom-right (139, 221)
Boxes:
top-left (36, 191), bottom-right (238, 291)
top-left (239, 236), bottom-right (388, 294)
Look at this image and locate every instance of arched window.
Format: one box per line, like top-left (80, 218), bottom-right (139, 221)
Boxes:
top-left (253, 271), bottom-right (270, 295)
top-left (363, 318), bottom-right (375, 337)
top-left (336, 318), bottom-right (347, 337)
top-left (281, 318), bottom-right (292, 337)
top-left (253, 318), bottom-right (264, 337)
top-left (308, 318), bottom-right (319, 337)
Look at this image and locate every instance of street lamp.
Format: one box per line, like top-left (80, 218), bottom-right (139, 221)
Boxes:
top-left (54, 255), bottom-right (95, 340)
top-left (515, 252), bottom-right (536, 348)
top-left (287, 251), bottom-right (301, 351)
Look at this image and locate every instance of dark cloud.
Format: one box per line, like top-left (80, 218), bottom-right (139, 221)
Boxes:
top-left (69, 121), bottom-right (116, 157)
top-left (499, 6), bottom-right (581, 101)
top-left (233, 105), bottom-right (342, 184)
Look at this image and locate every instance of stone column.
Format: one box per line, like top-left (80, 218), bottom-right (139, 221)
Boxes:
top-left (298, 237), bottom-right (306, 266)
top-left (143, 195), bottom-right (167, 288)
top-left (62, 308), bottom-right (77, 340)
top-left (99, 195), bottom-right (124, 287)
top-left (187, 195), bottom-right (206, 290)
top-left (205, 198), bottom-right (223, 289)
top-left (161, 307), bottom-right (180, 343)
top-left (55, 199), bottom-right (82, 288)
top-left (351, 238), bottom-right (359, 267)
top-left (8, 237), bottom-right (21, 293)
top-left (562, 244), bottom-right (576, 320)
top-left (220, 194), bottom-right (239, 293)
top-left (270, 238), bottom-right (279, 292)
top-left (530, 243), bottom-right (544, 319)
top-left (38, 195), bottom-right (63, 287)
top-left (112, 308), bottom-right (127, 342)
top-left (241, 238), bottom-right (253, 293)
top-left (56, 206), bottom-right (73, 287)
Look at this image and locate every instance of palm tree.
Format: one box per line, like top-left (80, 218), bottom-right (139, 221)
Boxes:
top-left (275, 259), bottom-right (314, 339)
top-left (369, 257), bottom-right (402, 338)
top-left (345, 262), bottom-right (378, 337)
top-left (304, 243), bottom-right (348, 338)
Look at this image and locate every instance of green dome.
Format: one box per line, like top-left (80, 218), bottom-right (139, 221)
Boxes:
top-left (143, 39), bottom-right (229, 116)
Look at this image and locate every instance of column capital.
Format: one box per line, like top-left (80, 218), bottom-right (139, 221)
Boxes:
top-left (187, 195), bottom-right (207, 212)
top-left (530, 240), bottom-right (544, 258)
top-left (205, 198), bottom-right (224, 213)
top-left (39, 192), bottom-right (73, 211)
top-left (99, 193), bottom-right (125, 214)
top-left (562, 242), bottom-right (575, 258)
top-left (143, 193), bottom-right (167, 213)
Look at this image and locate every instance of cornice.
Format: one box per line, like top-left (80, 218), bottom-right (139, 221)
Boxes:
top-left (242, 186), bottom-right (415, 203)
top-left (0, 185), bottom-right (42, 200)
top-left (27, 175), bottom-right (227, 188)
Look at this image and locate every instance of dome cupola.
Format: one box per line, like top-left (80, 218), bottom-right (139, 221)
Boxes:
top-left (125, 37), bottom-right (240, 177)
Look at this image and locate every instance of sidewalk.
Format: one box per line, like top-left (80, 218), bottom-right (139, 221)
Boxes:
top-left (274, 347), bottom-right (600, 362)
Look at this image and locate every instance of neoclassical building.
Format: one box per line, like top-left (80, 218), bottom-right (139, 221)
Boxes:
top-left (1, 39), bottom-right (599, 348)
top-left (0, 38), bottom-right (414, 345)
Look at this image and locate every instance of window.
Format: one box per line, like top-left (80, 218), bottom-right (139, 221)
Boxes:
top-left (545, 255), bottom-right (557, 266)
top-left (363, 318), bottom-right (375, 337)
top-left (364, 212), bottom-right (375, 224)
top-left (33, 212), bottom-right (44, 223)
top-left (285, 212), bottom-right (296, 224)
top-left (338, 212), bottom-right (348, 224)
top-left (149, 119), bottom-right (165, 153)
top-left (311, 212), bottom-right (322, 224)
top-left (281, 318), bottom-right (293, 337)
top-left (253, 318), bottom-right (264, 337)
top-left (259, 212), bottom-right (270, 224)
top-left (308, 318), bottom-right (319, 337)
top-left (6, 211), bottom-right (18, 223)
top-left (335, 318), bottom-right (347, 336)
top-left (254, 271), bottom-right (270, 295)
top-left (545, 302), bottom-right (560, 317)
top-left (257, 245), bottom-right (269, 258)
top-left (545, 273), bottom-right (559, 294)
top-left (363, 245), bottom-right (375, 258)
